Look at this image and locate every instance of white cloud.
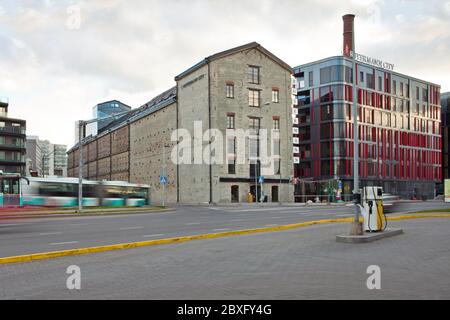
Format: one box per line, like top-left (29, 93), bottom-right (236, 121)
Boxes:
top-left (0, 0), bottom-right (449, 147)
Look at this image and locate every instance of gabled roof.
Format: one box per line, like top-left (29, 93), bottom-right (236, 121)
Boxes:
top-left (175, 42), bottom-right (292, 81)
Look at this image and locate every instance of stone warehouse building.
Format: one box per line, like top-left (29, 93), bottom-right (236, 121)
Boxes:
top-left (67, 42), bottom-right (295, 203)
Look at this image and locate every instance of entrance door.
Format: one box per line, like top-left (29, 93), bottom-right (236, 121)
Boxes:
top-left (231, 185), bottom-right (239, 203)
top-left (272, 186), bottom-right (279, 202)
top-left (250, 185), bottom-right (260, 203)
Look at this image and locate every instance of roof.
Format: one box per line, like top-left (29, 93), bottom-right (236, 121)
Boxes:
top-left (294, 55), bottom-right (441, 87)
top-left (96, 99), bottom-right (132, 110)
top-left (175, 42), bottom-right (293, 81)
top-left (99, 86), bottom-right (177, 134)
top-left (67, 86), bottom-right (177, 153)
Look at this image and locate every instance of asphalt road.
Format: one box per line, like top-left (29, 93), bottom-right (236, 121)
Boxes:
top-left (0, 201), bottom-right (449, 258)
top-left (1, 218), bottom-right (449, 299)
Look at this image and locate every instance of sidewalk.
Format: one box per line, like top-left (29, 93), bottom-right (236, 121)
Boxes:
top-left (0, 206), bottom-right (173, 219)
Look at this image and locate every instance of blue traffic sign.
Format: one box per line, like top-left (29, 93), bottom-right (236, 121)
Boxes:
top-left (258, 176), bottom-right (264, 184)
top-left (160, 176), bottom-right (168, 185)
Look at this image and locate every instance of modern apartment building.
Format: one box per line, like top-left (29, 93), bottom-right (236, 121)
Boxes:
top-left (67, 42), bottom-right (295, 203)
top-left (292, 15), bottom-right (442, 200)
top-left (0, 97), bottom-right (26, 175)
top-left (26, 136), bottom-right (67, 177)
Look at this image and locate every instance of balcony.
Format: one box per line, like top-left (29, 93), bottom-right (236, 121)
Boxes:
top-left (0, 97), bottom-right (8, 106)
top-left (0, 126), bottom-right (26, 135)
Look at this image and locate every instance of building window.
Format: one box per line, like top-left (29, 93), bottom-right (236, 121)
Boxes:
top-left (273, 118), bottom-right (280, 130)
top-left (227, 137), bottom-right (236, 155)
top-left (248, 117), bottom-right (260, 132)
top-left (247, 66), bottom-right (260, 84)
top-left (273, 139), bottom-right (280, 156)
top-left (422, 88), bottom-right (428, 102)
top-left (272, 89), bottom-right (279, 103)
top-left (360, 71), bottom-right (364, 83)
top-left (248, 89), bottom-right (260, 107)
top-left (227, 114), bottom-right (235, 129)
top-left (393, 80), bottom-right (397, 95)
top-left (274, 158), bottom-right (281, 175)
top-left (309, 71), bottom-right (314, 87)
top-left (226, 83), bottom-right (234, 98)
top-left (228, 159), bottom-right (236, 174)
top-left (378, 76), bottom-right (382, 91)
top-left (416, 87), bottom-right (420, 100)
top-left (400, 82), bottom-right (404, 96)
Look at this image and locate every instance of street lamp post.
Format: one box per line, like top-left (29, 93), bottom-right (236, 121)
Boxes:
top-left (78, 121), bottom-right (84, 213)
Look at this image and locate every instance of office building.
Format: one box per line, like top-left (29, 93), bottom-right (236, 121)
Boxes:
top-left (26, 136), bottom-right (67, 177)
top-left (292, 15), bottom-right (442, 200)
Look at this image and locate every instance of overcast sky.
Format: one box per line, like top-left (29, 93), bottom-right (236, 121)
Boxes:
top-left (1, 0), bottom-right (449, 147)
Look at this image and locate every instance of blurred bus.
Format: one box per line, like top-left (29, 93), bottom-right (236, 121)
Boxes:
top-left (0, 172), bottom-right (28, 208)
top-left (21, 177), bottom-right (150, 207)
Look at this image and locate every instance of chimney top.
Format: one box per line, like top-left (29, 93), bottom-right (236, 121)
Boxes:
top-left (342, 14), bottom-right (355, 57)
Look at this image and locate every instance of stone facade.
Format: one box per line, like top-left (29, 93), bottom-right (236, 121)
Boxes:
top-left (176, 46), bottom-right (294, 203)
top-left (67, 42), bottom-right (294, 204)
top-left (130, 103), bottom-right (178, 203)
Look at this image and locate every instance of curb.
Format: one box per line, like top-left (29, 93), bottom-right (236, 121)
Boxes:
top-left (1, 213), bottom-right (450, 265)
top-left (0, 208), bottom-right (175, 220)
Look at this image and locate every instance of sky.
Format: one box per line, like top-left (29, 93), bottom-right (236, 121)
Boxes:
top-left (0, 0), bottom-right (449, 147)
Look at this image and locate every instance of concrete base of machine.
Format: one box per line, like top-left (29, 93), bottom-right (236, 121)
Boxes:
top-left (336, 228), bottom-right (403, 243)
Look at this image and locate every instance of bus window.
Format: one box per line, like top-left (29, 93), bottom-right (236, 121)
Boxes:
top-left (1, 178), bottom-right (19, 194)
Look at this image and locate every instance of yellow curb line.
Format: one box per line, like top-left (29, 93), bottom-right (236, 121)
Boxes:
top-left (1, 214), bottom-right (450, 265)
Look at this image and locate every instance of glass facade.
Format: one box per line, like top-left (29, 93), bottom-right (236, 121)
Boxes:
top-left (292, 57), bottom-right (441, 201)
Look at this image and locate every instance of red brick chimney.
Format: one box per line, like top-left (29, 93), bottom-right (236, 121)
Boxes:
top-left (343, 14), bottom-right (355, 57)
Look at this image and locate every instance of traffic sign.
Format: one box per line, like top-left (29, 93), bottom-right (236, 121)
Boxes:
top-left (258, 176), bottom-right (264, 184)
top-left (160, 176), bottom-right (168, 185)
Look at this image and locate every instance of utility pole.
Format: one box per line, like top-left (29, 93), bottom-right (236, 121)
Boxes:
top-left (78, 121), bottom-right (84, 213)
top-left (162, 144), bottom-right (167, 207)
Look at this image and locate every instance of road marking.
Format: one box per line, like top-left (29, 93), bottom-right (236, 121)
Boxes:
top-left (231, 219), bottom-right (244, 222)
top-left (337, 214), bottom-right (353, 217)
top-left (213, 228), bottom-right (229, 232)
top-left (68, 223), bottom-right (88, 227)
top-left (0, 223), bottom-right (26, 227)
top-left (50, 241), bottom-right (78, 246)
top-left (186, 222), bottom-right (201, 225)
top-left (39, 232), bottom-right (62, 236)
top-left (271, 216), bottom-right (283, 219)
top-left (142, 234), bottom-right (165, 238)
top-left (265, 224), bottom-right (278, 227)
top-left (119, 227), bottom-right (144, 231)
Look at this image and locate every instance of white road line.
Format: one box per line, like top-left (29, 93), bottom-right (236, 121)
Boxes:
top-left (337, 214), bottom-right (353, 217)
top-left (142, 234), bottom-right (165, 238)
top-left (186, 222), bottom-right (201, 225)
top-left (0, 223), bottom-right (27, 227)
top-left (50, 241), bottom-right (78, 245)
top-left (271, 216), bottom-right (283, 219)
top-left (265, 224), bottom-right (278, 227)
top-left (39, 232), bottom-right (63, 236)
top-left (231, 219), bottom-right (244, 222)
top-left (119, 227), bottom-right (144, 231)
top-left (68, 223), bottom-right (88, 227)
top-left (213, 228), bottom-right (229, 232)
